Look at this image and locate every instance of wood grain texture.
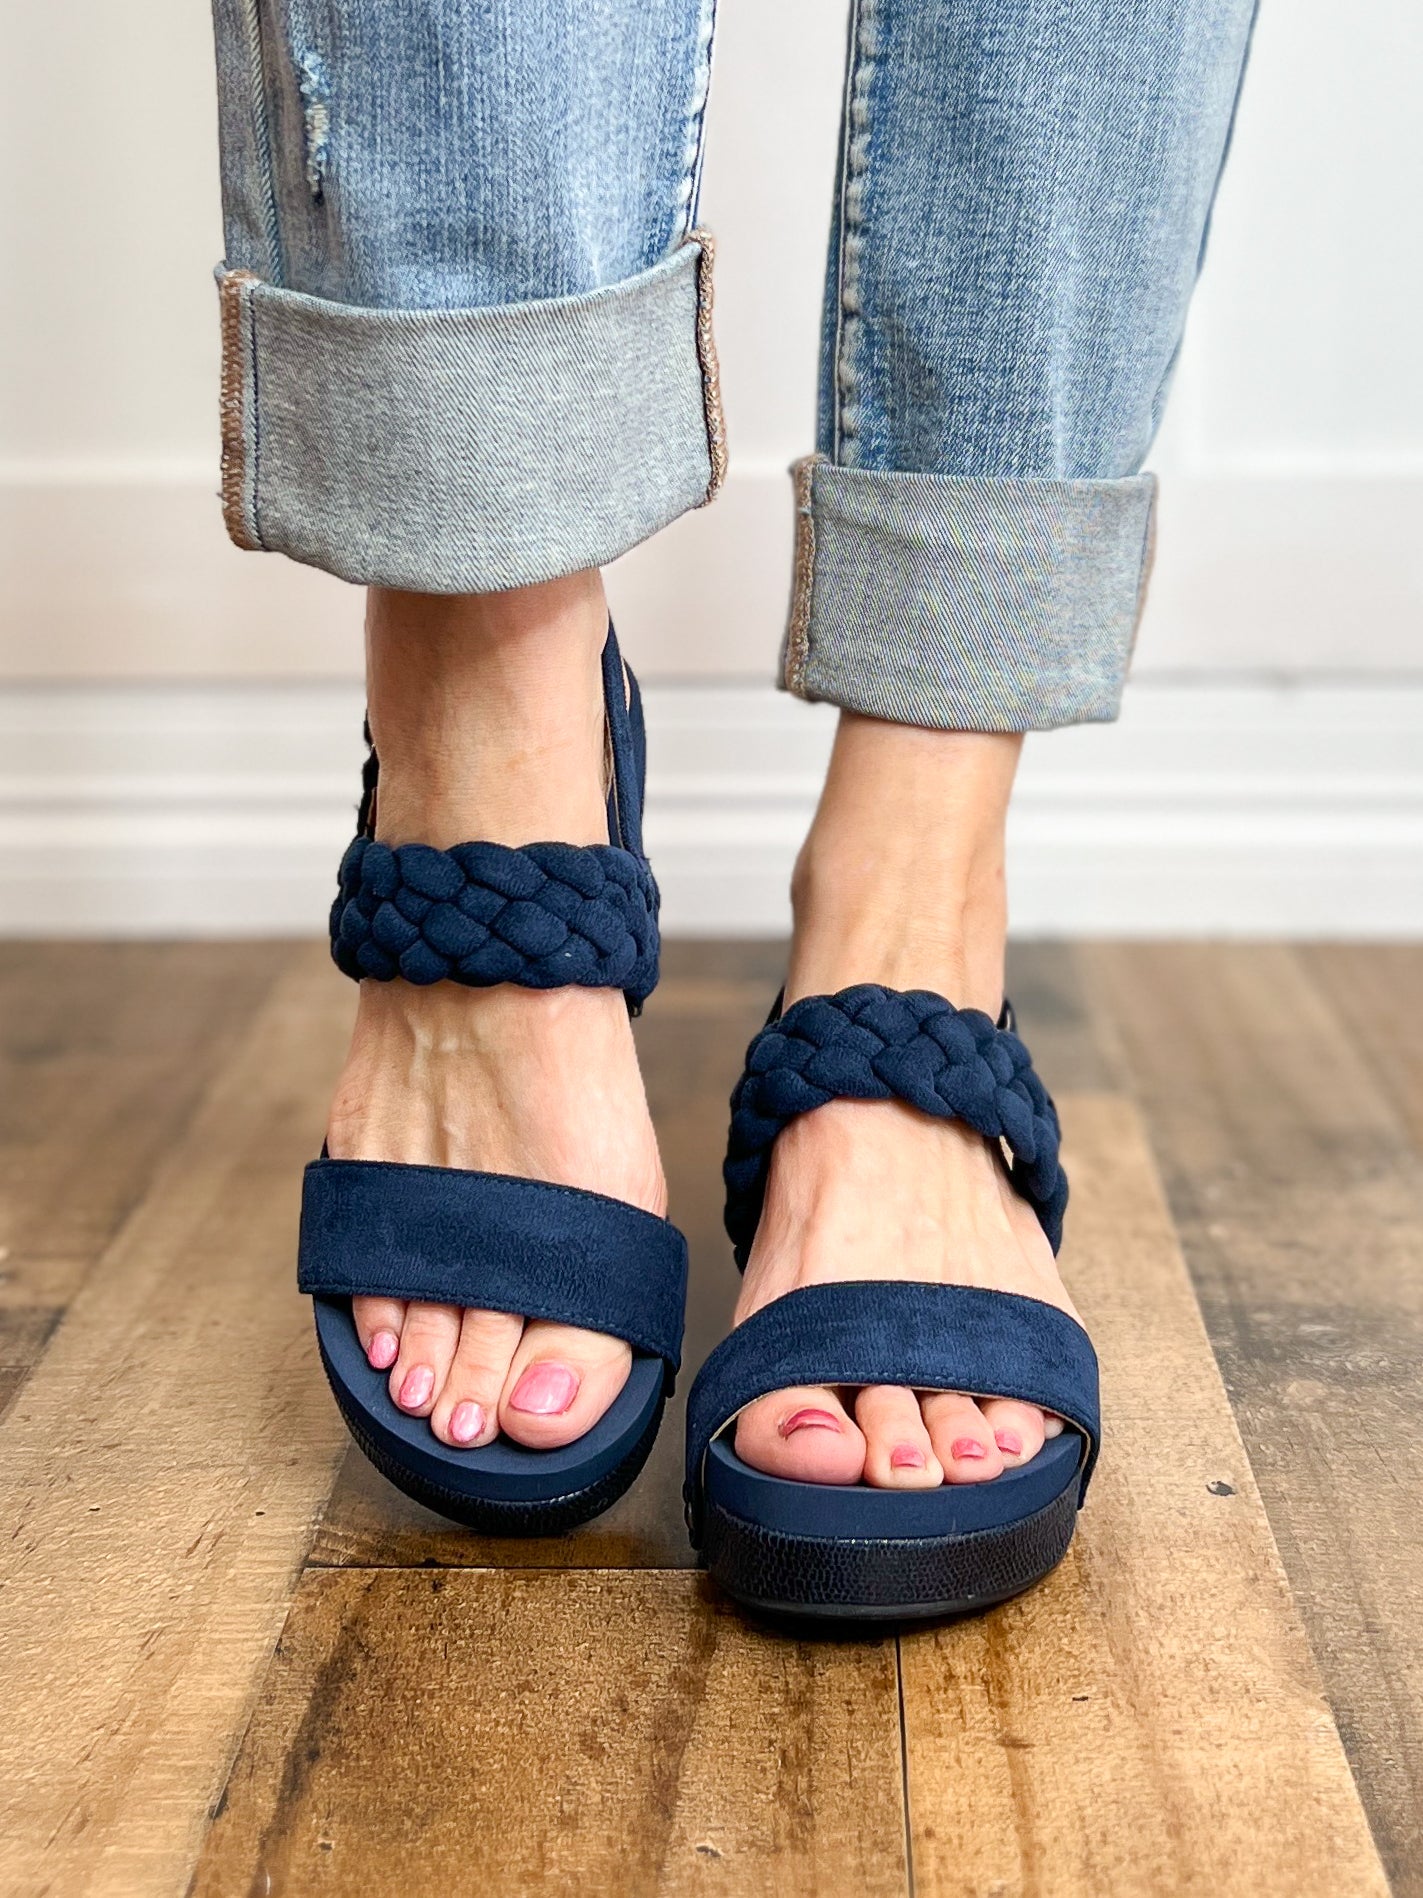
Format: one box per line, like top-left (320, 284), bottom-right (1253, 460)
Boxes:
top-left (306, 956), bottom-right (767, 1568)
top-left (1077, 944), bottom-right (1423, 1893)
top-left (0, 945), bottom-right (354, 1898)
top-left (1301, 942), bottom-right (1423, 1154)
top-left (3, 937), bottom-right (1410, 1897)
top-left (1004, 941), bottom-right (1118, 1094)
top-left (0, 942), bottom-right (280, 1416)
top-left (901, 1091), bottom-right (1389, 1898)
top-left (192, 1569), bottom-right (908, 1898)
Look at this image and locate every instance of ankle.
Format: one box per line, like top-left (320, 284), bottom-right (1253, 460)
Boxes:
top-left (370, 726), bottom-right (608, 850)
top-left (363, 570), bottom-right (612, 848)
top-left (785, 716), bottom-right (1018, 1013)
top-left (788, 861), bottom-right (1007, 1012)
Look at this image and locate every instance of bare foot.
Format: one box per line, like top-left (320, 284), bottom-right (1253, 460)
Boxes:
top-left (329, 572), bottom-right (666, 1453)
top-left (732, 715), bottom-right (1078, 1488)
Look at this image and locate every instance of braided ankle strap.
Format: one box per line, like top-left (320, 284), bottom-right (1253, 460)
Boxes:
top-left (723, 985), bottom-right (1067, 1262)
top-left (330, 835), bottom-right (660, 1005)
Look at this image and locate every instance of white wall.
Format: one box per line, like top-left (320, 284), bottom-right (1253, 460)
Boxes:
top-left (2, 1), bottom-right (1421, 933)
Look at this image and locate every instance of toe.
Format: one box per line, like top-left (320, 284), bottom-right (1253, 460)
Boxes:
top-left (388, 1300), bottom-right (461, 1416)
top-left (978, 1397), bottom-right (1047, 1468)
top-left (855, 1385), bottom-right (944, 1488)
top-left (921, 1391), bottom-right (1005, 1484)
top-left (734, 1385), bottom-right (867, 1485)
top-left (429, 1307), bottom-right (525, 1448)
top-left (352, 1295), bottom-right (406, 1372)
top-left (497, 1319), bottom-right (632, 1450)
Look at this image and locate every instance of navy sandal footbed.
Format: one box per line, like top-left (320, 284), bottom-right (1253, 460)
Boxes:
top-left (686, 987), bottom-right (1099, 1622)
top-left (316, 1307), bottom-right (668, 1528)
top-left (300, 623), bottom-right (688, 1535)
top-left (703, 1427), bottom-right (1084, 1540)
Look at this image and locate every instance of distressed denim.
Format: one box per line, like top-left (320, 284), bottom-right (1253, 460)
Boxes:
top-left (211, 0), bottom-right (1255, 731)
top-left (212, 0), bottom-right (723, 593)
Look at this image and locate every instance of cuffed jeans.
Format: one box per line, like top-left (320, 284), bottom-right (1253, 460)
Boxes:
top-left (211, 0), bottom-right (1256, 732)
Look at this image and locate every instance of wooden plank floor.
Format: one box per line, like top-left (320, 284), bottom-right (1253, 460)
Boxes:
top-left (0, 940), bottom-right (1417, 1896)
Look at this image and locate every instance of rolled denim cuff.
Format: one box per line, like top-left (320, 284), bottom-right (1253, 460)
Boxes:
top-left (780, 457), bottom-right (1158, 732)
top-left (218, 235), bottom-right (726, 593)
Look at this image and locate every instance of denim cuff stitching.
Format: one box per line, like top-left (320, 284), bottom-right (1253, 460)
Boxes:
top-left (218, 267), bottom-right (262, 551)
top-left (215, 235), bottom-right (723, 593)
top-left (782, 452), bottom-right (821, 694)
top-left (690, 229), bottom-right (729, 502)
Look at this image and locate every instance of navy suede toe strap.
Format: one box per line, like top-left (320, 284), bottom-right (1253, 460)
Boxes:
top-left (298, 1159), bottom-right (687, 1378)
top-left (683, 1281), bottom-right (1099, 1536)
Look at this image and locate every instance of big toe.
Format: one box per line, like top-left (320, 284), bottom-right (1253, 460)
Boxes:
top-left (497, 1319), bottom-right (632, 1449)
top-left (734, 1386), bottom-right (866, 1485)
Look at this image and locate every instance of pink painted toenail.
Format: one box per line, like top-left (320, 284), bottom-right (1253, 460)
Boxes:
top-left (398, 1365), bottom-right (434, 1410)
top-left (951, 1436), bottom-right (987, 1460)
top-left (509, 1363), bottom-right (578, 1416)
top-left (890, 1444), bottom-right (926, 1470)
top-left (368, 1330), bottom-right (399, 1371)
top-left (779, 1408), bottom-right (841, 1438)
top-left (994, 1429), bottom-right (1023, 1456)
top-left (450, 1401), bottom-right (484, 1445)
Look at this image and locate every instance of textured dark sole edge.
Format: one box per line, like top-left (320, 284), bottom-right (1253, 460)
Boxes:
top-left (329, 1377), bottom-right (667, 1538)
top-left (701, 1479), bottom-right (1079, 1625)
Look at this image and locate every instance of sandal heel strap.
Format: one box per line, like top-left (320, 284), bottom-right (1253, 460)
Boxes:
top-left (724, 985), bottom-right (1067, 1261)
top-left (330, 621), bottom-right (660, 1007)
top-left (329, 834), bottom-right (659, 1003)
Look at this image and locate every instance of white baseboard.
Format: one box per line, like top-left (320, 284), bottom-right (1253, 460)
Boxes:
top-left (2, 678), bottom-right (1421, 937)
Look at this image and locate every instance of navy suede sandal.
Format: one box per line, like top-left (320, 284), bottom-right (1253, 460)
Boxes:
top-left (298, 625), bottom-right (688, 1536)
top-left (684, 986), bottom-right (1100, 1621)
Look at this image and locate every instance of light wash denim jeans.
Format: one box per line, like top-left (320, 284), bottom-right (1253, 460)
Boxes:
top-left (211, 0), bottom-right (1256, 731)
